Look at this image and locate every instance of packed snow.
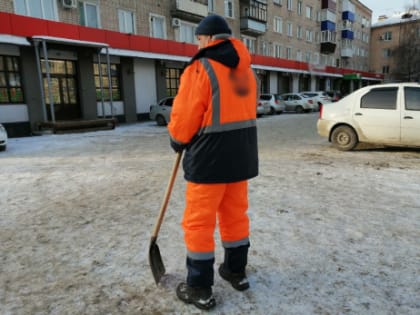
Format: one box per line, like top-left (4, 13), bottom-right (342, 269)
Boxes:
top-left (1, 113), bottom-right (419, 314)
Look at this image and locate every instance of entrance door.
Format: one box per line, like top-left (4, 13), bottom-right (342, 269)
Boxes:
top-left (42, 59), bottom-right (81, 121)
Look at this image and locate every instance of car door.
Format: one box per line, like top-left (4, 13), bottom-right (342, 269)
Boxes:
top-left (401, 86), bottom-right (420, 146)
top-left (282, 95), bottom-right (294, 111)
top-left (352, 87), bottom-right (400, 144)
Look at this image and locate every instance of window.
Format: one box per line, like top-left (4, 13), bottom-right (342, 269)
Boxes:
top-left (382, 48), bottom-right (392, 58)
top-left (297, 26), bottom-right (302, 39)
top-left (286, 47), bottom-right (292, 59)
top-left (150, 14), bottom-right (166, 39)
top-left (297, 1), bottom-right (302, 15)
top-left (321, 30), bottom-right (336, 42)
top-left (404, 87), bottom-right (420, 111)
top-left (273, 0), bottom-right (282, 5)
top-left (14, 0), bottom-right (57, 20)
top-left (166, 68), bottom-right (181, 97)
top-left (287, 22), bottom-right (293, 37)
top-left (262, 41), bottom-right (270, 56)
top-left (0, 56), bottom-right (24, 104)
top-left (274, 16), bottom-right (283, 33)
top-left (80, 2), bottom-right (100, 28)
top-left (242, 36), bottom-right (256, 54)
top-left (361, 88), bottom-right (397, 110)
top-left (305, 51), bottom-right (311, 62)
top-left (383, 31), bottom-right (392, 41)
top-left (224, 0), bottom-right (234, 18)
top-left (179, 22), bottom-right (196, 44)
top-left (306, 6), bottom-right (313, 19)
top-left (382, 65), bottom-right (390, 74)
top-left (287, 0), bottom-right (293, 11)
top-left (94, 63), bottom-right (121, 101)
top-left (208, 0), bottom-right (215, 12)
top-left (118, 9), bottom-right (135, 34)
top-left (306, 30), bottom-right (312, 42)
top-left (296, 50), bottom-right (302, 61)
top-left (273, 44), bottom-right (282, 58)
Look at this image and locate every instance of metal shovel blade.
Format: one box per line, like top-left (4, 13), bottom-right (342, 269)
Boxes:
top-left (149, 236), bottom-right (165, 284)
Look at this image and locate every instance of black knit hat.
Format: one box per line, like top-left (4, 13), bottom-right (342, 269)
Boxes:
top-left (195, 14), bottom-right (232, 36)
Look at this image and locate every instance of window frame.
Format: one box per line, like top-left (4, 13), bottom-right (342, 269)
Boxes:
top-left (14, 0), bottom-right (58, 20)
top-left (118, 9), bottom-right (136, 34)
top-left (80, 1), bottom-right (101, 28)
top-left (0, 55), bottom-right (24, 104)
top-left (93, 63), bottom-right (122, 102)
top-left (360, 87), bottom-right (398, 110)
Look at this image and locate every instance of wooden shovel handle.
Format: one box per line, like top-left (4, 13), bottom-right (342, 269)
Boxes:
top-left (151, 152), bottom-right (182, 238)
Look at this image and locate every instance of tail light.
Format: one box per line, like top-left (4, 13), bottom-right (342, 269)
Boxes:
top-left (308, 99), bottom-right (313, 104)
top-left (275, 99), bottom-right (279, 104)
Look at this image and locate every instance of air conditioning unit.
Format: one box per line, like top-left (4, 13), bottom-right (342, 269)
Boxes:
top-left (379, 35), bottom-right (384, 40)
top-left (62, 0), bottom-right (77, 9)
top-left (172, 18), bottom-right (181, 28)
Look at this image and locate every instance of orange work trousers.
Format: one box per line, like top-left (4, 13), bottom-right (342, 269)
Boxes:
top-left (182, 180), bottom-right (249, 257)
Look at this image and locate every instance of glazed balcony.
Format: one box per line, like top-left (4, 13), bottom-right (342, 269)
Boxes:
top-left (171, 0), bottom-right (208, 22)
top-left (240, 0), bottom-right (267, 36)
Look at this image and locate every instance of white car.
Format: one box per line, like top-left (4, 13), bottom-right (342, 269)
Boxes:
top-left (0, 123), bottom-right (8, 151)
top-left (259, 93), bottom-right (286, 114)
top-left (281, 93), bottom-right (316, 113)
top-left (256, 100), bottom-right (270, 117)
top-left (300, 91), bottom-right (332, 110)
top-left (149, 97), bottom-right (173, 126)
top-left (317, 82), bottom-right (420, 151)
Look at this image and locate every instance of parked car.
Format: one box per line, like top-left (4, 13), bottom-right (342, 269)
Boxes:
top-left (317, 82), bottom-right (420, 151)
top-left (281, 93), bottom-right (316, 113)
top-left (259, 93), bottom-right (285, 114)
top-left (0, 123), bottom-right (8, 151)
top-left (257, 100), bottom-right (271, 117)
top-left (149, 97), bottom-right (174, 126)
top-left (325, 90), bottom-right (342, 102)
top-left (300, 91), bottom-right (332, 110)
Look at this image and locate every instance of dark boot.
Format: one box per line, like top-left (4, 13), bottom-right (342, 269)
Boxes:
top-left (176, 282), bottom-right (216, 310)
top-left (219, 244), bottom-right (250, 291)
top-left (218, 263), bottom-right (249, 291)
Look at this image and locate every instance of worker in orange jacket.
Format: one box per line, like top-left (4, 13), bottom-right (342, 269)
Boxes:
top-left (168, 14), bottom-right (258, 310)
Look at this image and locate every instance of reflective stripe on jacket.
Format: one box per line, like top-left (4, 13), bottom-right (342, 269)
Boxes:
top-left (168, 38), bottom-right (258, 183)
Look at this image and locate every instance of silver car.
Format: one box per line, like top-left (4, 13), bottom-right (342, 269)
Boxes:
top-left (149, 97), bottom-right (174, 126)
top-left (0, 123), bottom-right (8, 151)
top-left (281, 93), bottom-right (316, 113)
top-left (259, 94), bottom-right (286, 114)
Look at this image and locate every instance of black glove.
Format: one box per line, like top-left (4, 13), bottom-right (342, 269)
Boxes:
top-left (170, 138), bottom-right (186, 153)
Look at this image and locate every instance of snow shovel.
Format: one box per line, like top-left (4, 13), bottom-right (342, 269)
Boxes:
top-left (149, 151), bottom-right (182, 285)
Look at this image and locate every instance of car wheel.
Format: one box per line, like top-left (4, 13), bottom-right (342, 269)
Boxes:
top-left (0, 145), bottom-right (5, 152)
top-left (156, 115), bottom-right (167, 126)
top-left (269, 107), bottom-right (275, 115)
top-left (295, 106), bottom-right (304, 113)
top-left (331, 126), bottom-right (358, 151)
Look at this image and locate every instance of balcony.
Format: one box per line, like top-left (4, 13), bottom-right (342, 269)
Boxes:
top-left (240, 0), bottom-right (267, 36)
top-left (321, 42), bottom-right (336, 54)
top-left (341, 47), bottom-right (353, 58)
top-left (321, 0), bottom-right (337, 11)
top-left (171, 0), bottom-right (208, 22)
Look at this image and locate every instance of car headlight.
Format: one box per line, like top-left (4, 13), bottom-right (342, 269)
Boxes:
top-left (0, 125), bottom-right (5, 132)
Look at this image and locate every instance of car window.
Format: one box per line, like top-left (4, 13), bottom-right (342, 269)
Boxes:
top-left (404, 87), bottom-right (420, 111)
top-left (164, 98), bottom-right (174, 106)
top-left (360, 88), bottom-right (397, 110)
top-left (275, 95), bottom-right (283, 100)
top-left (260, 95), bottom-right (271, 101)
top-left (304, 93), bottom-right (316, 97)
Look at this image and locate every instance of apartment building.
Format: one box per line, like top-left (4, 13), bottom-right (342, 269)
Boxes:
top-left (0, 0), bottom-right (382, 137)
top-left (370, 10), bottom-right (420, 82)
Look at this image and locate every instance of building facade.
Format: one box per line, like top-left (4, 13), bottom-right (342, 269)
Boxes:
top-left (370, 10), bottom-right (420, 82)
top-left (0, 0), bottom-right (382, 137)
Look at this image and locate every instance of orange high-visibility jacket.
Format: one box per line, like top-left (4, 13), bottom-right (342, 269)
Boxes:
top-left (168, 38), bottom-right (258, 183)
